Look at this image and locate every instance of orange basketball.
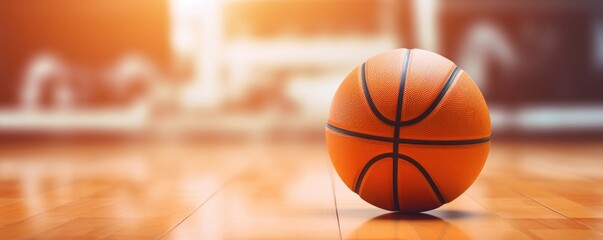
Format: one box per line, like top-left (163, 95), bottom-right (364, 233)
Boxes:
top-left (326, 48), bottom-right (491, 212)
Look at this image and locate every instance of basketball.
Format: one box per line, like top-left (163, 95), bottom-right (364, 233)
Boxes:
top-left (326, 48), bottom-right (491, 212)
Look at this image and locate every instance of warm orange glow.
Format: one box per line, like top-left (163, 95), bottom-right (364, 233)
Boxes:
top-left (0, 1), bottom-right (602, 238)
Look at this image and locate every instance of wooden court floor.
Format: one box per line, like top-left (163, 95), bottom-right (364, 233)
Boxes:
top-left (0, 140), bottom-right (601, 239)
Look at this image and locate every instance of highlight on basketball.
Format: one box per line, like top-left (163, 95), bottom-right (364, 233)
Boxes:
top-left (0, 1), bottom-right (601, 239)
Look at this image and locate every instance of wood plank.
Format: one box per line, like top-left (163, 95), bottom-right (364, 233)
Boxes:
top-left (0, 143), bottom-right (238, 240)
top-left (162, 144), bottom-right (341, 240)
top-left (530, 229), bottom-right (603, 240)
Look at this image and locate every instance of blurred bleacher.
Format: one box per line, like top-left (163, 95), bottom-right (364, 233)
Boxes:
top-left (1, 0), bottom-right (602, 142)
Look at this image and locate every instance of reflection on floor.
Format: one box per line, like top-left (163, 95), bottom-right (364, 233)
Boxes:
top-left (0, 141), bottom-right (601, 239)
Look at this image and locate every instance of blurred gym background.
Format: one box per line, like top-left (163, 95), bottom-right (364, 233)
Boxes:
top-left (1, 0), bottom-right (603, 142)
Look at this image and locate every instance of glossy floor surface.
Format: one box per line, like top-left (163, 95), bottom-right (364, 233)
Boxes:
top-left (0, 141), bottom-right (602, 239)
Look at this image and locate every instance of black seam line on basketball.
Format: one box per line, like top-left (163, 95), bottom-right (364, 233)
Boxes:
top-left (327, 123), bottom-right (491, 145)
top-left (400, 66), bottom-right (461, 126)
top-left (397, 154), bottom-right (446, 204)
top-left (327, 124), bottom-right (392, 142)
top-left (392, 49), bottom-right (411, 211)
top-left (354, 153), bottom-right (394, 193)
top-left (361, 62), bottom-right (396, 126)
top-left (353, 153), bottom-right (446, 205)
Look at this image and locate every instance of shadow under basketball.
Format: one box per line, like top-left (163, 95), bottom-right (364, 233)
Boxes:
top-left (349, 212), bottom-right (470, 239)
